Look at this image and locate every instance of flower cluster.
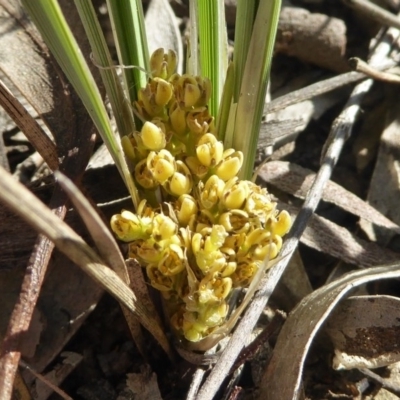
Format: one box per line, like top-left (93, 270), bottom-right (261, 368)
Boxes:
top-left (111, 49), bottom-right (291, 343)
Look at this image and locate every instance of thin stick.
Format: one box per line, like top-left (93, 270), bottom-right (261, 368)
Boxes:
top-left (90, 53), bottom-right (150, 75)
top-left (344, 0), bottom-right (400, 30)
top-left (194, 25), bottom-right (399, 400)
top-left (266, 58), bottom-right (397, 114)
top-left (0, 78), bottom-right (58, 170)
top-left (349, 57), bottom-right (400, 83)
top-left (19, 359), bottom-right (73, 400)
top-left (228, 310), bottom-right (286, 375)
top-left (359, 368), bottom-right (400, 397)
top-left (186, 368), bottom-right (207, 400)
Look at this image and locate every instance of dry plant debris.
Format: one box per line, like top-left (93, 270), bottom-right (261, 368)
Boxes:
top-left (1, 1), bottom-right (400, 399)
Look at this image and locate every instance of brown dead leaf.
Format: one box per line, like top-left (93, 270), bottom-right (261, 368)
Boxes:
top-left (284, 202), bottom-right (400, 267)
top-left (326, 295), bottom-right (400, 370)
top-left (259, 263), bottom-right (400, 400)
top-left (126, 364), bottom-right (162, 400)
top-left (276, 6), bottom-right (348, 72)
top-left (353, 99), bottom-right (387, 172)
top-left (260, 161), bottom-right (400, 235)
top-left (272, 249), bottom-right (313, 311)
top-left (359, 96), bottom-right (400, 246)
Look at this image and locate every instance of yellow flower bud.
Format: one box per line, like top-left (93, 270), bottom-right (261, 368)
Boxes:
top-left (195, 250), bottom-right (224, 275)
top-left (199, 175), bottom-right (224, 210)
top-left (146, 263), bottom-right (175, 291)
top-left (154, 77), bottom-right (173, 106)
top-left (169, 102), bottom-right (187, 136)
top-left (121, 135), bottom-right (136, 161)
top-left (221, 261), bottom-right (237, 277)
top-left (224, 232), bottom-right (246, 253)
top-left (199, 302), bottom-right (228, 327)
top-left (244, 228), bottom-right (270, 249)
top-left (222, 178), bottom-right (250, 210)
top-left (273, 210), bottom-right (291, 237)
top-left (157, 244), bottom-right (185, 276)
top-left (165, 49), bottom-right (177, 78)
top-left (135, 159), bottom-right (158, 189)
top-left (110, 210), bottom-right (152, 242)
top-left (176, 194), bottom-right (198, 226)
top-left (198, 275), bottom-right (232, 304)
top-left (152, 214), bottom-right (178, 240)
top-left (245, 184), bottom-right (275, 222)
top-left (186, 110), bottom-right (213, 135)
top-left (150, 48), bottom-right (177, 79)
top-left (192, 226), bottom-right (228, 273)
top-left (186, 156), bottom-right (209, 179)
top-left (146, 149), bottom-right (176, 184)
top-left (131, 238), bottom-right (162, 264)
top-left (215, 149), bottom-right (243, 181)
top-left (173, 75), bottom-right (200, 108)
top-left (137, 199), bottom-right (155, 219)
top-left (140, 121), bottom-right (166, 151)
top-left (208, 225), bottom-right (228, 250)
top-left (196, 133), bottom-right (224, 167)
top-left (169, 172), bottom-right (190, 197)
top-left (165, 160), bottom-right (193, 197)
top-left (182, 313), bottom-right (209, 342)
top-left (183, 327), bottom-right (203, 342)
top-left (253, 241), bottom-right (279, 261)
top-left (138, 86), bottom-right (161, 119)
top-left (219, 209), bottom-right (250, 233)
top-left (195, 76), bottom-right (212, 107)
top-left (191, 232), bottom-right (202, 254)
top-left (232, 258), bottom-right (260, 287)
top-left (184, 82), bottom-right (201, 108)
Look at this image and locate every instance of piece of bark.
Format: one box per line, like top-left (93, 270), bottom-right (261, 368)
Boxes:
top-left (276, 6), bottom-right (349, 72)
top-left (260, 161), bottom-right (400, 235)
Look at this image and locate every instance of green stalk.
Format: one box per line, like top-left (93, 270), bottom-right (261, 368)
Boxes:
top-left (106, 0), bottom-right (149, 107)
top-left (21, 0), bottom-right (139, 208)
top-left (232, 0), bottom-right (257, 102)
top-left (216, 62), bottom-right (234, 143)
top-left (188, 0), bottom-right (200, 76)
top-left (74, 0), bottom-right (136, 140)
top-left (197, 0), bottom-right (228, 117)
top-left (232, 0), bottom-right (281, 180)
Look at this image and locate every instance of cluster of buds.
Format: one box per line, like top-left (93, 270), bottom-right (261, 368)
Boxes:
top-left (112, 49), bottom-right (291, 343)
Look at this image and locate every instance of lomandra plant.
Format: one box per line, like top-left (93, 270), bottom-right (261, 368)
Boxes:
top-left (111, 49), bottom-right (291, 346)
top-left (19, 0), bottom-right (288, 351)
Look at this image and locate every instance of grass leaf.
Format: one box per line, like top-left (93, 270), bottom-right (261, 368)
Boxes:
top-left (197, 0), bottom-right (228, 117)
top-left (232, 0), bottom-right (257, 103)
top-left (21, 0), bottom-right (140, 208)
top-left (232, 0), bottom-right (281, 179)
top-left (106, 0), bottom-right (149, 107)
top-left (74, 0), bottom-right (136, 139)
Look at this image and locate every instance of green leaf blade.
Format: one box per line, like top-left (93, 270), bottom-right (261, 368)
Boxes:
top-left (106, 0), bottom-right (149, 106)
top-left (233, 0), bottom-right (281, 180)
top-left (197, 0), bottom-right (228, 117)
top-left (21, 0), bottom-right (140, 208)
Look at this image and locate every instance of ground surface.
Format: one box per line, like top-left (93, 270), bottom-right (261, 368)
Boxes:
top-left (2, 0), bottom-right (400, 399)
